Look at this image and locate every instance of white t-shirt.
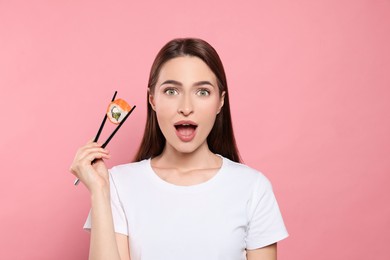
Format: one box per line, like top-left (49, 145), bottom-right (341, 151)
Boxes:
top-left (84, 156), bottom-right (288, 260)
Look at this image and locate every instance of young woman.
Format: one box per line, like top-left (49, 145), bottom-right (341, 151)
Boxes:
top-left (70, 38), bottom-right (288, 260)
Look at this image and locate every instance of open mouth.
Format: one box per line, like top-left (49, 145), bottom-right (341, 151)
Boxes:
top-left (174, 121), bottom-right (198, 141)
top-left (174, 123), bottom-right (197, 133)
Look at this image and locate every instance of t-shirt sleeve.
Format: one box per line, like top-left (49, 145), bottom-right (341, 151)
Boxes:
top-left (83, 169), bottom-right (128, 236)
top-left (245, 175), bottom-right (289, 250)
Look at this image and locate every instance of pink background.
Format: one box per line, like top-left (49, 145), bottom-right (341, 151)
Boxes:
top-left (1, 0), bottom-right (389, 259)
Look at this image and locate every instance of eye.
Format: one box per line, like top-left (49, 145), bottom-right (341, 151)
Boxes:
top-left (197, 89), bottom-right (210, 96)
top-left (164, 88), bottom-right (178, 95)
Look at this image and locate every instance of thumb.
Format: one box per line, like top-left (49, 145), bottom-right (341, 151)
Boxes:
top-left (94, 159), bottom-right (108, 171)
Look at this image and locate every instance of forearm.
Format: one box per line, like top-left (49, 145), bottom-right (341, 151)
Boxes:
top-left (246, 243), bottom-right (277, 260)
top-left (89, 189), bottom-right (121, 260)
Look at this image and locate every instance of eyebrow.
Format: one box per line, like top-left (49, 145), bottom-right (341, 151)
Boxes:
top-left (160, 80), bottom-right (215, 88)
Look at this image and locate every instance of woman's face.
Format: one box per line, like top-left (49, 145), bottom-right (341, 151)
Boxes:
top-left (149, 56), bottom-right (225, 155)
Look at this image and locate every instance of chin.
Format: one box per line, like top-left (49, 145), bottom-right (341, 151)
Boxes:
top-left (163, 133), bottom-right (209, 155)
top-left (167, 140), bottom-right (206, 155)
top-left (172, 145), bottom-right (199, 155)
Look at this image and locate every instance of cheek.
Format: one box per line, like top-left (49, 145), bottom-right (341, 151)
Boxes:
top-left (197, 97), bottom-right (222, 112)
top-left (155, 101), bottom-right (175, 114)
top-left (197, 101), bottom-right (220, 123)
top-left (155, 100), bottom-right (177, 124)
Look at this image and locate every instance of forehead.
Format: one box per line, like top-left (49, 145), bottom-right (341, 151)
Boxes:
top-left (158, 56), bottom-right (217, 82)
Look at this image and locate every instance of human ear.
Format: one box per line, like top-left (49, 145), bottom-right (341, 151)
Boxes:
top-left (148, 88), bottom-right (156, 111)
top-left (217, 91), bottom-right (226, 114)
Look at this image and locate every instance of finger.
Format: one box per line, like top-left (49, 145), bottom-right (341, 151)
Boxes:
top-left (84, 147), bottom-right (109, 154)
top-left (77, 147), bottom-right (109, 160)
top-left (94, 159), bottom-right (108, 172)
top-left (71, 148), bottom-right (109, 171)
top-left (70, 151), bottom-right (110, 177)
top-left (84, 140), bottom-right (103, 148)
top-left (88, 152), bottom-right (111, 162)
top-left (92, 158), bottom-right (106, 167)
top-left (82, 150), bottom-right (111, 163)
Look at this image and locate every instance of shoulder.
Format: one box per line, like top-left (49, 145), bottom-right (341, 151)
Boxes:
top-left (107, 159), bottom-right (152, 194)
top-left (110, 159), bottom-right (149, 173)
top-left (109, 159), bottom-right (150, 181)
top-left (222, 157), bottom-right (271, 186)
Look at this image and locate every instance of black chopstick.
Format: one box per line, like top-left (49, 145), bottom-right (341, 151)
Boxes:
top-left (74, 92), bottom-right (135, 186)
top-left (101, 105), bottom-right (136, 148)
top-left (94, 91), bottom-right (117, 142)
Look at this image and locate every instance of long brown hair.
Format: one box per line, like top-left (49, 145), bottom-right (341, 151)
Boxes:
top-left (134, 38), bottom-right (241, 163)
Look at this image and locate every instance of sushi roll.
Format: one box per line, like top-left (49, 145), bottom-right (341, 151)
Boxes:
top-left (107, 98), bottom-right (132, 124)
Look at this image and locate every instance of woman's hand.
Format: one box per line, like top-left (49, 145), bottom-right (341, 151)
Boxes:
top-left (71, 140), bottom-right (126, 260)
top-left (69, 139), bottom-right (111, 193)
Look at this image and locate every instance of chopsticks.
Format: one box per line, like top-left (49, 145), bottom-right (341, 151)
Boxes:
top-left (74, 91), bottom-right (136, 186)
top-left (93, 91), bottom-right (118, 143)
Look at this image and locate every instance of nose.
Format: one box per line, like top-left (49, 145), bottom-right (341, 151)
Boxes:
top-left (177, 94), bottom-right (193, 116)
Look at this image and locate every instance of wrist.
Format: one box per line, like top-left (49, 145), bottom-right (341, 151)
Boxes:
top-left (90, 186), bottom-right (110, 202)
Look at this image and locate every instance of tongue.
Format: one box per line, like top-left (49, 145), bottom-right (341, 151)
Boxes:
top-left (177, 126), bottom-right (195, 136)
